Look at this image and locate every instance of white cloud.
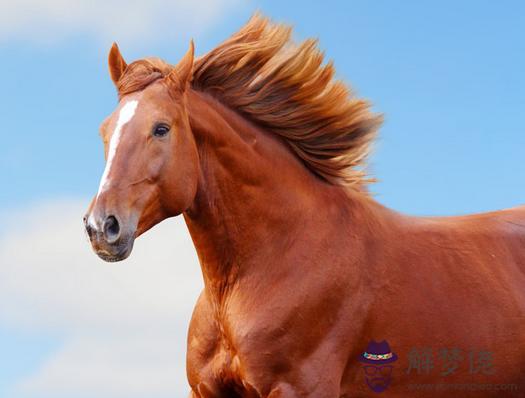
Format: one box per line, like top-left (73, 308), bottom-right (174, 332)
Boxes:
top-left (0, 0), bottom-right (244, 46)
top-left (15, 336), bottom-right (188, 398)
top-left (0, 198), bottom-right (203, 397)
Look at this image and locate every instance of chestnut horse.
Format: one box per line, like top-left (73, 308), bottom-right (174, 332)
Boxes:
top-left (84, 15), bottom-right (525, 398)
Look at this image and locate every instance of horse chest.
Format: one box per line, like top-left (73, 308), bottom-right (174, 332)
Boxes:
top-left (194, 292), bottom-right (333, 397)
top-left (187, 296), bottom-right (267, 395)
top-left (188, 325), bottom-right (265, 397)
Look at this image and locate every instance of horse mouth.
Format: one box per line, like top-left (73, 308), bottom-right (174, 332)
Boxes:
top-left (93, 237), bottom-right (135, 263)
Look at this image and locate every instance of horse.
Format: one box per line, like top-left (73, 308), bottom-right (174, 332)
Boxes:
top-left (84, 14), bottom-right (525, 398)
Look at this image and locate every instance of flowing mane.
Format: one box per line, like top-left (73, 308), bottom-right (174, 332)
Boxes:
top-left (117, 14), bottom-right (382, 187)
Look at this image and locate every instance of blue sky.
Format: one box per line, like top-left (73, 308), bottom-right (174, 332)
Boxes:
top-left (0, 1), bottom-right (524, 397)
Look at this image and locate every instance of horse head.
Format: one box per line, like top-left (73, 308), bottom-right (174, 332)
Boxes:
top-left (84, 42), bottom-right (199, 262)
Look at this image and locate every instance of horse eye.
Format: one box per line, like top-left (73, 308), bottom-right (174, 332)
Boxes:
top-left (152, 123), bottom-right (170, 137)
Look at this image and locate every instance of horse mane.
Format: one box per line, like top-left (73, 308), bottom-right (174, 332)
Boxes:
top-left (117, 14), bottom-right (383, 188)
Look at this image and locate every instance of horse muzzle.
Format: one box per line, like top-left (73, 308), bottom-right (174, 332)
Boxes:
top-left (83, 212), bottom-right (136, 262)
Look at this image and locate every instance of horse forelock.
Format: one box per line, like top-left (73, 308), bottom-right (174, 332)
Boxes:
top-left (116, 57), bottom-right (172, 99)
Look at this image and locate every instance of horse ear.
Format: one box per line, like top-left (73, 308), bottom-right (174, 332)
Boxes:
top-left (166, 40), bottom-right (194, 96)
top-left (108, 42), bottom-right (127, 86)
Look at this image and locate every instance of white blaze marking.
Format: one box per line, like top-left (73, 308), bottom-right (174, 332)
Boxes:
top-left (97, 100), bottom-right (139, 197)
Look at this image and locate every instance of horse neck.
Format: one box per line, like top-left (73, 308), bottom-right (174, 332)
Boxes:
top-left (183, 89), bottom-right (385, 294)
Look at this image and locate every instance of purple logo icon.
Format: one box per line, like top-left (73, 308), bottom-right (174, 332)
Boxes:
top-left (359, 340), bottom-right (398, 393)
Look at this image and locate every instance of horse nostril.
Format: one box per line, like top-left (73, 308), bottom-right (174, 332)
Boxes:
top-left (83, 215), bottom-right (94, 239)
top-left (85, 223), bottom-right (94, 239)
top-left (103, 215), bottom-right (121, 244)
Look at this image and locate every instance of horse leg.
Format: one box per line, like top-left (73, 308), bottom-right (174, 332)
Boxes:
top-left (267, 383), bottom-right (299, 398)
top-left (187, 382), bottom-right (222, 398)
top-left (267, 382), bottom-right (338, 398)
